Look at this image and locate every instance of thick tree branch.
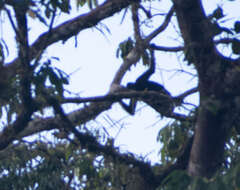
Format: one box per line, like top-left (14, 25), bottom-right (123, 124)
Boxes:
top-left (4, 0), bottom-right (140, 74)
top-left (131, 3), bottom-right (142, 44)
top-left (0, 5), bottom-right (39, 151)
top-left (172, 0), bottom-right (217, 81)
top-left (16, 87), bottom-right (197, 140)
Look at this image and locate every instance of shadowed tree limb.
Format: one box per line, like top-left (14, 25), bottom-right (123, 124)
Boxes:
top-left (15, 86), bottom-right (197, 140)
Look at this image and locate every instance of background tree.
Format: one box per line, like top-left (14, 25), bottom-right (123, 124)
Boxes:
top-left (0, 0), bottom-right (240, 189)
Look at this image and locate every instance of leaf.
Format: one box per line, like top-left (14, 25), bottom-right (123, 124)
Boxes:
top-left (45, 7), bottom-right (51, 18)
top-left (162, 170), bottom-right (191, 190)
top-left (34, 10), bottom-right (48, 26)
top-left (212, 7), bottom-right (224, 20)
top-left (190, 177), bottom-right (208, 190)
top-left (58, 0), bottom-right (71, 13)
top-left (61, 77), bottom-right (69, 85)
top-left (142, 50), bottom-right (150, 66)
top-left (235, 168), bottom-right (240, 188)
top-left (54, 67), bottom-right (69, 85)
top-left (232, 39), bottom-right (240, 54)
top-left (77, 0), bottom-right (87, 7)
top-left (93, 0), bottom-right (98, 8)
top-left (48, 69), bottom-right (64, 96)
top-left (234, 21), bottom-right (240, 33)
top-left (86, 0), bottom-right (99, 9)
top-left (116, 37), bottom-right (134, 59)
top-left (87, 0), bottom-right (93, 9)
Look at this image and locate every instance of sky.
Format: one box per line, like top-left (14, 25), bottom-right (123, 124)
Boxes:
top-left (1, 0), bottom-right (240, 163)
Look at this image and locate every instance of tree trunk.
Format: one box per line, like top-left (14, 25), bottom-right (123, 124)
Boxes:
top-left (172, 0), bottom-right (240, 177)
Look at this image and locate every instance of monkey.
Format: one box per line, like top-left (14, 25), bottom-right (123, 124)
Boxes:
top-left (120, 51), bottom-right (174, 116)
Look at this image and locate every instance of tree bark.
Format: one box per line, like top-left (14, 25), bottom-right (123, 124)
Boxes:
top-left (172, 0), bottom-right (240, 177)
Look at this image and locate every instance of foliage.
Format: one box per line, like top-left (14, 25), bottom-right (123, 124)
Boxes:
top-left (33, 58), bottom-right (69, 98)
top-left (0, 139), bottom-right (143, 190)
top-left (157, 119), bottom-right (193, 164)
top-left (2, 136), bottom-right (240, 190)
top-left (116, 37), bottom-right (150, 66)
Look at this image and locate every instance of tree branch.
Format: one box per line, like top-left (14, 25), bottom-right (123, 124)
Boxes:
top-left (150, 43), bottom-right (184, 52)
top-left (111, 5), bottom-right (174, 84)
top-left (17, 88), bottom-right (196, 140)
top-left (4, 0), bottom-right (141, 74)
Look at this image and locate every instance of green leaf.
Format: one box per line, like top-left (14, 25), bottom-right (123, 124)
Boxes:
top-left (190, 177), bottom-right (208, 190)
top-left (212, 7), bottom-right (224, 20)
top-left (235, 168), bottom-right (240, 188)
top-left (48, 69), bottom-right (64, 96)
top-left (162, 170), bottom-right (191, 190)
top-left (234, 21), bottom-right (240, 33)
top-left (61, 77), bottom-right (69, 85)
top-left (77, 0), bottom-right (87, 7)
top-left (116, 37), bottom-right (134, 59)
top-left (232, 39), bottom-right (240, 54)
top-left (87, 0), bottom-right (93, 9)
top-left (58, 0), bottom-right (71, 13)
